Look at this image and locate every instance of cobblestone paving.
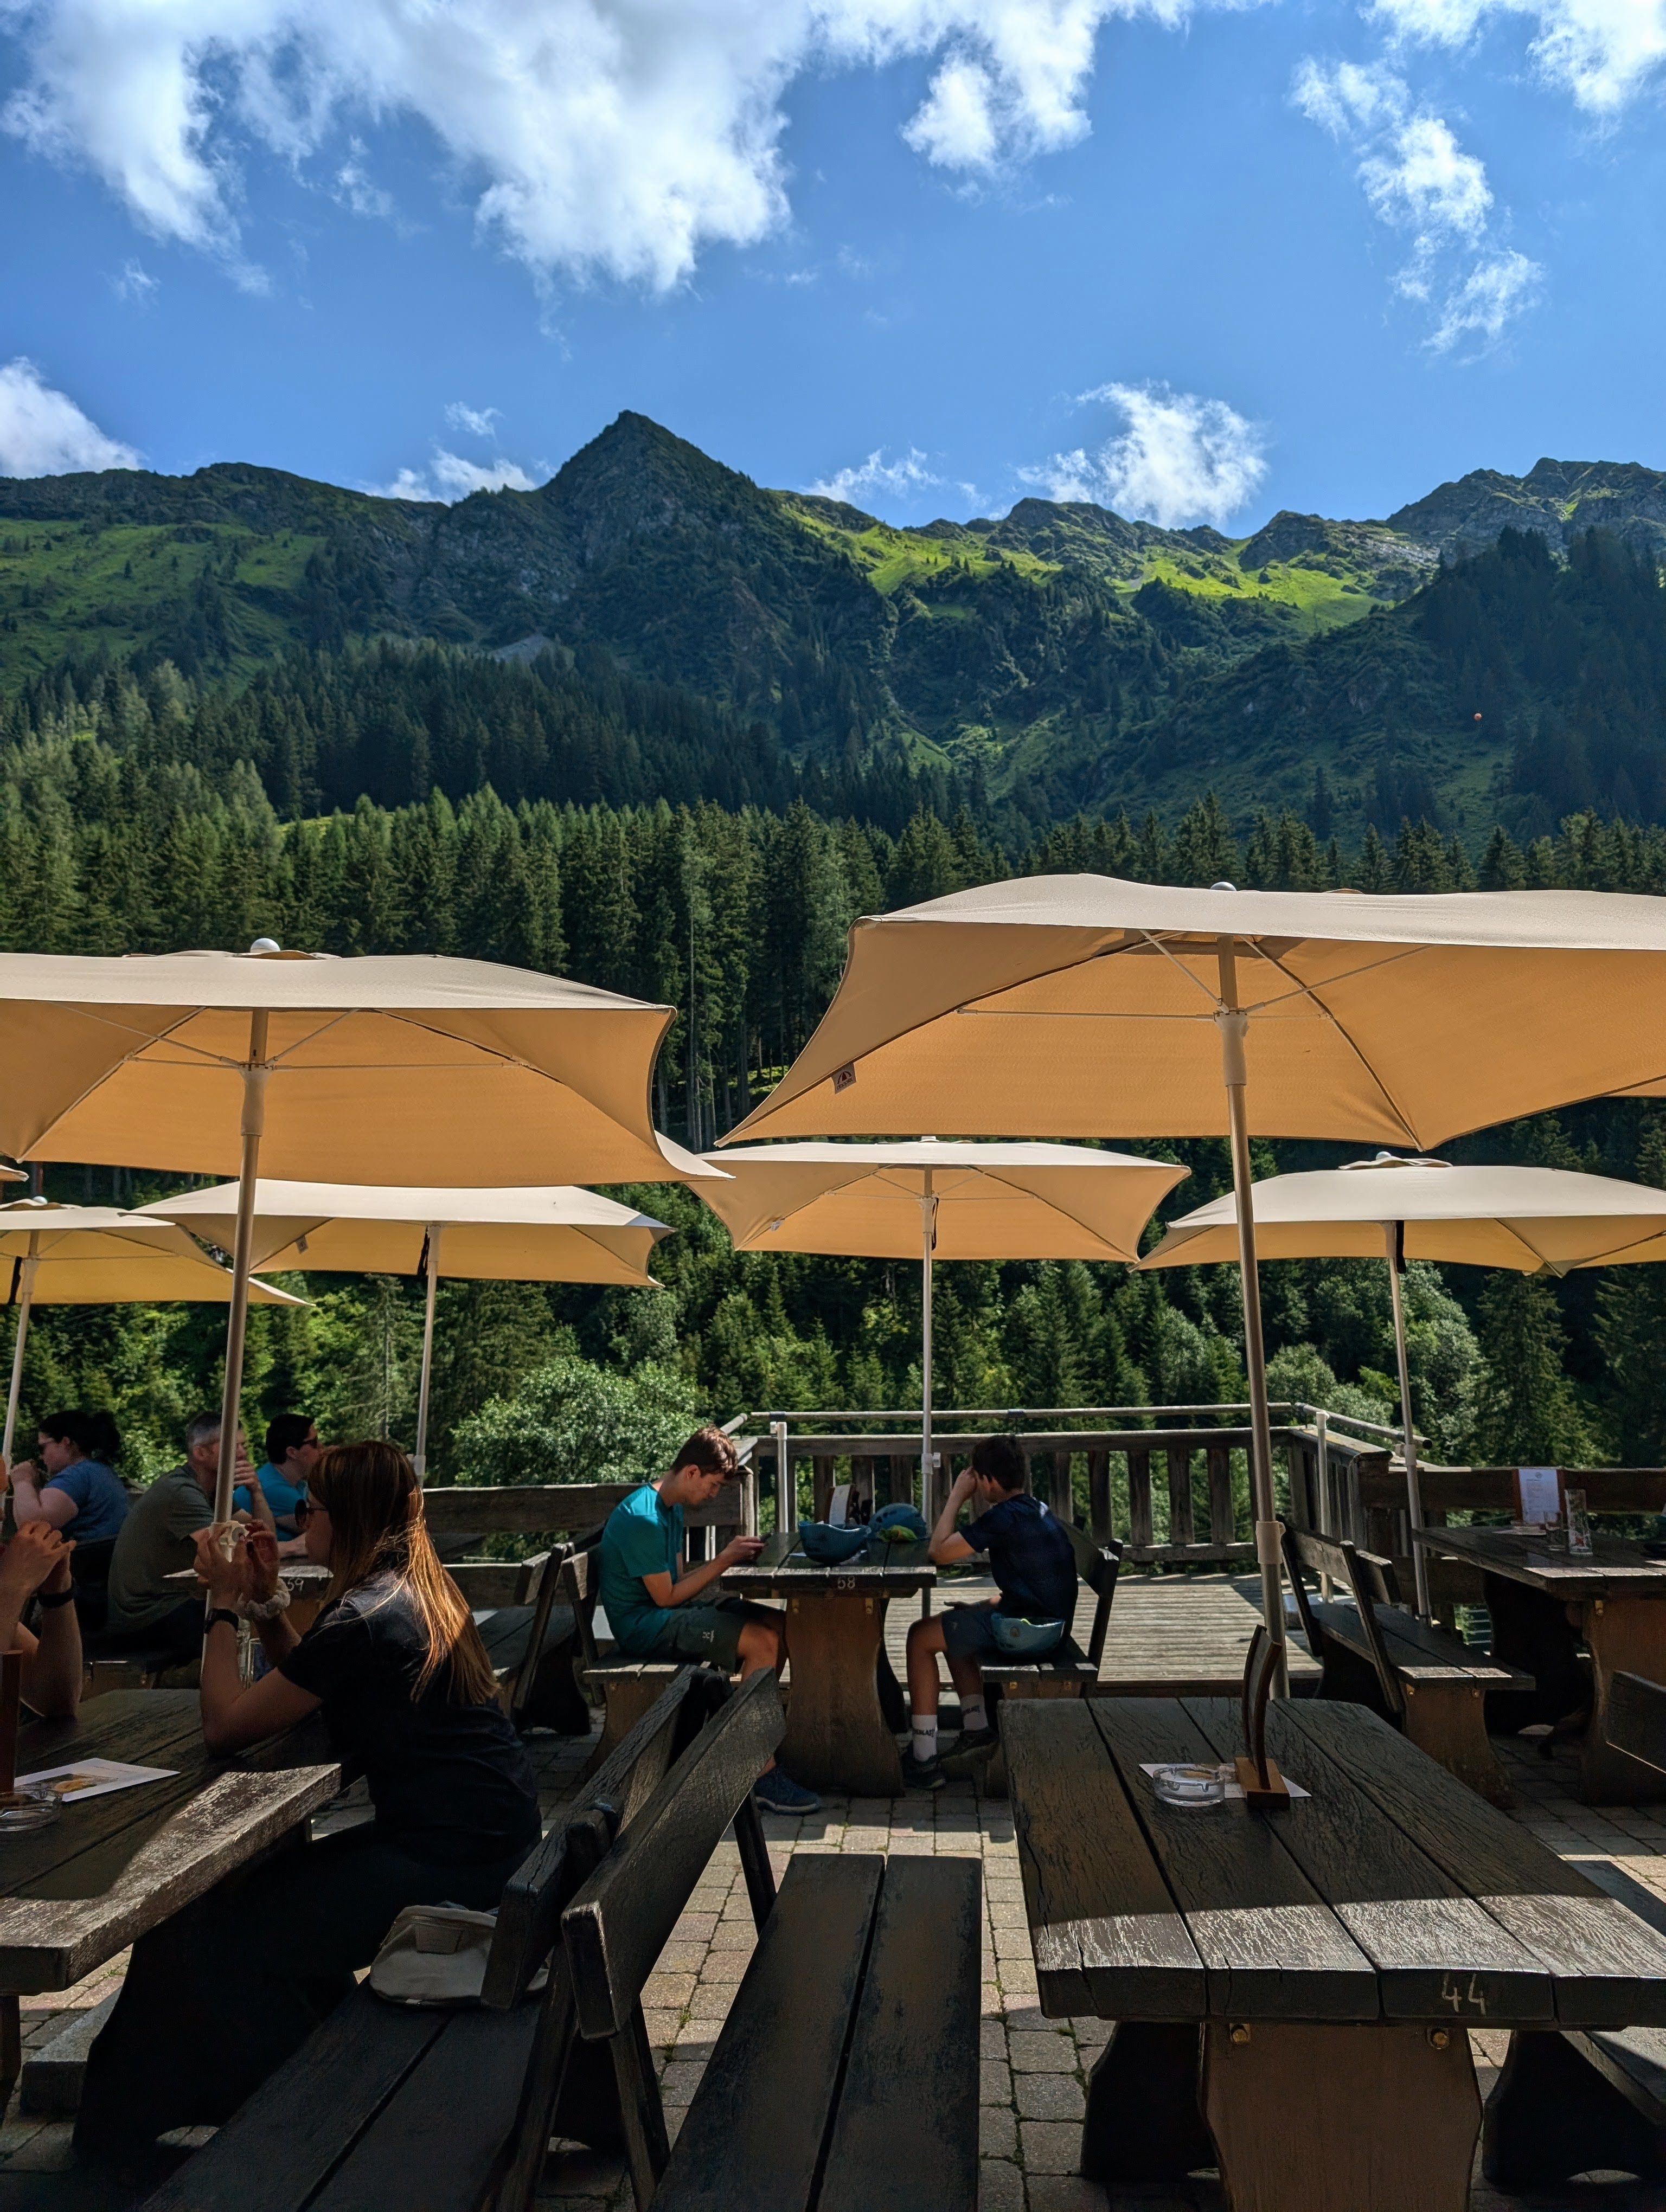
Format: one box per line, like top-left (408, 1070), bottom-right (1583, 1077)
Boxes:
top-left (3, 1722), bottom-right (1666, 2209)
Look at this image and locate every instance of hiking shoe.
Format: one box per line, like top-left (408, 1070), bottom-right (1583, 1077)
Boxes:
top-left (752, 1769), bottom-right (822, 1815)
top-left (901, 1747), bottom-right (946, 1791)
top-left (942, 1725), bottom-right (999, 1770)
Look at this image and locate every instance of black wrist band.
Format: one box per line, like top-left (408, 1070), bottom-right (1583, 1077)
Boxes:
top-left (206, 1607), bottom-right (240, 1632)
top-left (35, 1585), bottom-right (76, 1610)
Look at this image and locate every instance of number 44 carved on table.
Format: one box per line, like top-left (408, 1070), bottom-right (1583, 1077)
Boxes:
top-left (1439, 1973), bottom-right (1488, 2015)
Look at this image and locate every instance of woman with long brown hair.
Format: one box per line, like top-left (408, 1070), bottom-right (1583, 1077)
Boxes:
top-left (76, 1441), bottom-right (540, 2177)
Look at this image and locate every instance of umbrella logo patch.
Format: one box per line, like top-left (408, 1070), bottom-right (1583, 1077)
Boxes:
top-left (832, 1063), bottom-right (856, 1092)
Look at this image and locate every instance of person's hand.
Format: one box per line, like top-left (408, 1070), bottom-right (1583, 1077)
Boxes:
top-left (949, 1467), bottom-right (977, 1501)
top-left (0, 1520), bottom-right (74, 1600)
top-left (191, 1522), bottom-right (253, 1607)
top-left (7, 1459), bottom-right (40, 1493)
top-left (244, 1525), bottom-right (282, 1603)
top-left (717, 1534), bottom-right (765, 1568)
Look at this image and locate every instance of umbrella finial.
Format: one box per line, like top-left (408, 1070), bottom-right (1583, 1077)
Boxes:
top-left (249, 938), bottom-right (281, 954)
top-left (1211, 881), bottom-right (1237, 892)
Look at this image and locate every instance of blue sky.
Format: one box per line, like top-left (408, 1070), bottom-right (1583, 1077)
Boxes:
top-left (2, 0), bottom-right (1665, 533)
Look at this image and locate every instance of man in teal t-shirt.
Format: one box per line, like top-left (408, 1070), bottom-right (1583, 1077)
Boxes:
top-left (596, 1427), bottom-right (821, 1814)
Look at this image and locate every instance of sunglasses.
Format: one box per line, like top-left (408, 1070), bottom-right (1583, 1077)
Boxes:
top-left (293, 1497), bottom-right (325, 1526)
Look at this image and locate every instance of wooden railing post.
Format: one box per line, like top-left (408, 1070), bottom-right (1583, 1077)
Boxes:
top-left (1167, 1446), bottom-right (1195, 1553)
top-left (1088, 1449), bottom-right (1111, 1545)
top-left (1206, 1444), bottom-right (1234, 1549)
top-left (1050, 1448), bottom-right (1074, 1526)
top-left (1127, 1448), bottom-right (1154, 1552)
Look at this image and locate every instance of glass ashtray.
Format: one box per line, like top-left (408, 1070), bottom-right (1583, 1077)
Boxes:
top-left (0, 1784), bottom-right (59, 1832)
top-left (1151, 1763), bottom-right (1227, 1811)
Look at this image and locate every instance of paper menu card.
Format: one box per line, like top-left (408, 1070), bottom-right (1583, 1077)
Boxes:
top-left (15, 1759), bottom-right (177, 1803)
top-left (1515, 1466), bottom-right (1563, 1526)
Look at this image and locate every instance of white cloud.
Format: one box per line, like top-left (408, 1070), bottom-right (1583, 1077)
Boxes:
top-left (111, 255), bottom-right (156, 300)
top-left (0, 358), bottom-right (140, 475)
top-left (1019, 383), bottom-right (1267, 528)
top-left (1293, 59), bottom-right (1540, 350)
top-left (334, 138), bottom-right (393, 221)
top-left (444, 402), bottom-right (500, 439)
top-left (1370, 0), bottom-right (1666, 113)
top-left (808, 446), bottom-right (943, 506)
top-left (365, 446), bottom-right (539, 501)
top-left (0, 0), bottom-right (1225, 291)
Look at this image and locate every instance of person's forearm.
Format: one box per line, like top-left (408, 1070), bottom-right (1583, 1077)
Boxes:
top-left (255, 1612), bottom-right (300, 1665)
top-left (23, 1602), bottom-right (80, 1718)
top-left (931, 1479), bottom-right (969, 1554)
top-left (198, 1618), bottom-right (246, 1748)
top-left (668, 1555), bottom-right (729, 1605)
top-left (9, 1479), bottom-right (70, 1529)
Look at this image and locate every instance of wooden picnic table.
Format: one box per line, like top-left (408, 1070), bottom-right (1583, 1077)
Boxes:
top-left (719, 1530), bottom-right (934, 1796)
top-left (0, 1690), bottom-right (339, 2111)
top-left (1413, 1525), bottom-right (1666, 1802)
top-left (1005, 1693), bottom-right (1666, 2212)
top-left (165, 1558), bottom-right (332, 1635)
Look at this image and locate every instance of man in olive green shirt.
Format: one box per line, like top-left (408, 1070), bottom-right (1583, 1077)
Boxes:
top-left (106, 1413), bottom-right (265, 1658)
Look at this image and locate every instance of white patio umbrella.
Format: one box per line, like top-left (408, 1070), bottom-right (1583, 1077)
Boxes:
top-left (1140, 1156), bottom-right (1666, 1616)
top-left (722, 874), bottom-right (1666, 1684)
top-left (145, 1179), bottom-right (672, 1478)
top-left (0, 1199), bottom-right (305, 1465)
top-left (0, 946), bottom-right (719, 1522)
top-left (696, 1140), bottom-right (1186, 1510)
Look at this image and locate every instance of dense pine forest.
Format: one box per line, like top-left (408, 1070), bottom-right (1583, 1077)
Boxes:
top-left (5, 644), bottom-right (1666, 1491)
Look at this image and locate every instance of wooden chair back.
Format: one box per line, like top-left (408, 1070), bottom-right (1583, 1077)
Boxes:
top-left (557, 1536), bottom-right (607, 1676)
top-left (563, 1666), bottom-right (784, 2042)
top-left (1062, 1522), bottom-right (1123, 1670)
top-left (1281, 1521), bottom-right (1406, 1721)
top-left (506, 1538), bottom-right (576, 1716)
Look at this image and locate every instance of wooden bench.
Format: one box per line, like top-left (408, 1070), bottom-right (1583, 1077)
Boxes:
top-left (465, 1543), bottom-right (592, 1736)
top-left (1483, 1855), bottom-right (1666, 2189)
top-left (973, 1524), bottom-right (1121, 1795)
top-left (139, 1664), bottom-right (751, 2212)
top-left (562, 1678), bottom-right (981, 2212)
top-left (1281, 1521), bottom-right (1531, 1806)
top-left (560, 1542), bottom-right (688, 1774)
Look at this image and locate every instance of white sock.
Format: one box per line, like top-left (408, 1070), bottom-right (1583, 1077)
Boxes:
top-left (912, 1715), bottom-right (938, 1759)
top-left (962, 1699), bottom-right (988, 1735)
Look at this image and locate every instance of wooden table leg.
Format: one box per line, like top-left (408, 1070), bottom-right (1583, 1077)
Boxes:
top-left (1400, 1681), bottom-right (1514, 1808)
top-left (1202, 2020), bottom-right (1479, 2212)
top-left (0, 1993), bottom-right (20, 2121)
top-left (1080, 2023), bottom-right (1212, 2184)
top-left (781, 1592), bottom-right (903, 1797)
top-left (1581, 1596), bottom-right (1666, 1804)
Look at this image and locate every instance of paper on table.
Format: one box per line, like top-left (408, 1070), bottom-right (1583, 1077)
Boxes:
top-left (16, 1758), bottom-right (177, 1803)
top-left (1515, 1465), bottom-right (1562, 1526)
top-left (1139, 1761), bottom-right (1310, 1802)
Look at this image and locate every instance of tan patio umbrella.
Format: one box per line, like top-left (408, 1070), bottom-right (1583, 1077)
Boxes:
top-left (1140, 1155), bottom-right (1666, 1615)
top-left (697, 1140), bottom-right (1186, 1509)
top-left (0, 944), bottom-right (717, 1521)
top-left (723, 874), bottom-right (1666, 1683)
top-left (145, 1179), bottom-right (672, 1478)
top-left (0, 1199), bottom-right (305, 1466)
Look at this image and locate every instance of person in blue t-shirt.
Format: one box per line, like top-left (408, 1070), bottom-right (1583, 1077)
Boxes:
top-left (902, 1432), bottom-right (1079, 1790)
top-left (239, 1413), bottom-right (319, 1539)
top-left (597, 1427), bottom-right (822, 1815)
top-left (8, 1410), bottom-right (130, 1547)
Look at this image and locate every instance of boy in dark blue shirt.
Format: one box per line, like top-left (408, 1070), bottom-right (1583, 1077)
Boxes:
top-left (904, 1432), bottom-right (1078, 1789)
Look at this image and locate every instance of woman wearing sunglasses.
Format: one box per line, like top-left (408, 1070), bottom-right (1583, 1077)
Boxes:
top-left (76, 1440), bottom-right (540, 2176)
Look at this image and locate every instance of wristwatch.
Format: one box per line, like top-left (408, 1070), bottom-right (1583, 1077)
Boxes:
top-left (35, 1585), bottom-right (76, 1610)
top-left (206, 1607), bottom-right (241, 1632)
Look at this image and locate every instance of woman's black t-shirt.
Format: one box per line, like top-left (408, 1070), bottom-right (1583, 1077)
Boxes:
top-left (280, 1571), bottom-right (540, 1868)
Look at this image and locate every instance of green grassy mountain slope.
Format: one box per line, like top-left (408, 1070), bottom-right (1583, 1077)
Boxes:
top-left (7, 419), bottom-right (1666, 835)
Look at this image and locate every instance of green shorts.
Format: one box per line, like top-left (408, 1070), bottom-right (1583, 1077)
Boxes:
top-left (651, 1598), bottom-right (779, 1670)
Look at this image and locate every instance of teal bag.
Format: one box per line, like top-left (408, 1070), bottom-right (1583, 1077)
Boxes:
top-left (989, 1614), bottom-right (1066, 1657)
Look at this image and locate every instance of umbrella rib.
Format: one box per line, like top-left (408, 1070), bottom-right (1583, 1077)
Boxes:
top-left (1254, 945), bottom-right (1422, 1145)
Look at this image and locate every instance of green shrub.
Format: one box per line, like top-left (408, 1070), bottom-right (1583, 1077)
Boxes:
top-left (450, 1352), bottom-right (705, 1489)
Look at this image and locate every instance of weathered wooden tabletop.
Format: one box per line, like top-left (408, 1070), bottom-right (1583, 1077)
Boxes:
top-left (1412, 1524), bottom-right (1666, 1601)
top-left (718, 1528), bottom-right (937, 1598)
top-left (1007, 1695), bottom-right (1666, 2212)
top-left (0, 1690), bottom-right (339, 1995)
top-left (1007, 1694), bottom-right (1666, 2029)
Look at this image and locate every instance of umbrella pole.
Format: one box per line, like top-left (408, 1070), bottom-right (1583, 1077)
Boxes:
top-left (413, 1224), bottom-right (443, 1483)
top-left (1216, 948), bottom-right (1287, 1694)
top-left (1383, 1223), bottom-right (1432, 1620)
top-left (214, 1013), bottom-right (271, 1525)
top-left (920, 1174), bottom-right (936, 1519)
top-left (1, 1239), bottom-right (39, 1469)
